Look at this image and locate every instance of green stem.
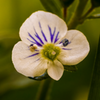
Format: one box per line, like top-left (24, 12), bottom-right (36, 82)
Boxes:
top-left (35, 78), bottom-right (54, 100)
top-left (81, 5), bottom-right (94, 19)
top-left (88, 36), bottom-right (100, 100)
top-left (68, 0), bottom-right (88, 29)
top-left (63, 7), bottom-right (67, 22)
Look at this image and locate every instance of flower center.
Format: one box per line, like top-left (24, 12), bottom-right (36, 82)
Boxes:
top-left (41, 43), bottom-right (61, 61)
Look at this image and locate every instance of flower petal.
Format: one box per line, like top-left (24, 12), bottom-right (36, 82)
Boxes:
top-left (58, 30), bottom-right (90, 65)
top-left (47, 60), bottom-right (64, 81)
top-left (19, 11), bottom-right (67, 46)
top-left (12, 41), bottom-right (47, 77)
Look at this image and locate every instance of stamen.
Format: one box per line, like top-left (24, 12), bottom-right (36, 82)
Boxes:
top-left (29, 44), bottom-right (37, 52)
top-left (62, 39), bottom-right (69, 46)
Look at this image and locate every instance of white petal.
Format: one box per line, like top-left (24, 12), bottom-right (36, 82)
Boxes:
top-left (47, 60), bottom-right (64, 81)
top-left (58, 30), bottom-right (90, 65)
top-left (12, 41), bottom-right (47, 77)
top-left (19, 11), bottom-right (67, 46)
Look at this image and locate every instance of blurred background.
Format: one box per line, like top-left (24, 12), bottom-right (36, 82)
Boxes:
top-left (0, 0), bottom-right (100, 100)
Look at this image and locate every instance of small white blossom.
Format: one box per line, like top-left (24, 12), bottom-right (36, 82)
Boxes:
top-left (12, 11), bottom-right (90, 81)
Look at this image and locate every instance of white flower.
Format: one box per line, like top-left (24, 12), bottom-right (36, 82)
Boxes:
top-left (12, 11), bottom-right (90, 81)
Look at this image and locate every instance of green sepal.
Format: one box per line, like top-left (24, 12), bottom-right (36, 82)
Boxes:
top-left (40, 0), bottom-right (62, 18)
top-left (59, 0), bottom-right (74, 8)
top-left (64, 65), bottom-right (77, 72)
top-left (28, 72), bottom-right (49, 81)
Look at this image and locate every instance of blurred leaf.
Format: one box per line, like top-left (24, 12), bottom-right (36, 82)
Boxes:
top-left (40, 0), bottom-right (62, 18)
top-left (64, 65), bottom-right (77, 72)
top-left (0, 53), bottom-right (37, 95)
top-left (88, 36), bottom-right (100, 100)
top-left (0, 30), bottom-right (19, 57)
top-left (0, 30), bottom-right (19, 40)
top-left (59, 0), bottom-right (74, 8)
top-left (87, 13), bottom-right (100, 19)
top-left (91, 0), bottom-right (100, 8)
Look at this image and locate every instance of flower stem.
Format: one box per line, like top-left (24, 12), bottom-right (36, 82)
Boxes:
top-left (68, 0), bottom-right (88, 29)
top-left (81, 5), bottom-right (94, 19)
top-left (35, 78), bottom-right (54, 100)
top-left (88, 36), bottom-right (100, 100)
top-left (63, 7), bottom-right (67, 21)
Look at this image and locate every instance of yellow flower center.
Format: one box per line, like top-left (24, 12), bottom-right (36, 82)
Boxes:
top-left (41, 43), bottom-right (61, 61)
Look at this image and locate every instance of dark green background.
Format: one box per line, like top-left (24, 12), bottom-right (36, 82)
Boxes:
top-left (0, 0), bottom-right (100, 100)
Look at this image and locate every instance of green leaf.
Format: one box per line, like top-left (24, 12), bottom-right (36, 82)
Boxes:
top-left (0, 30), bottom-right (19, 57)
top-left (59, 0), bottom-right (74, 8)
top-left (40, 0), bottom-right (62, 18)
top-left (88, 36), bottom-right (100, 100)
top-left (64, 65), bottom-right (77, 72)
top-left (91, 0), bottom-right (100, 8)
top-left (87, 14), bottom-right (100, 19)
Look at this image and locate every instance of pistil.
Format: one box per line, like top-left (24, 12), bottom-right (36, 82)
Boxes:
top-left (41, 43), bottom-right (61, 61)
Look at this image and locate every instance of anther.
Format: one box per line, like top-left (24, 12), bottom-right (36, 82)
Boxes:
top-left (62, 39), bottom-right (69, 46)
top-left (29, 44), bottom-right (37, 52)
